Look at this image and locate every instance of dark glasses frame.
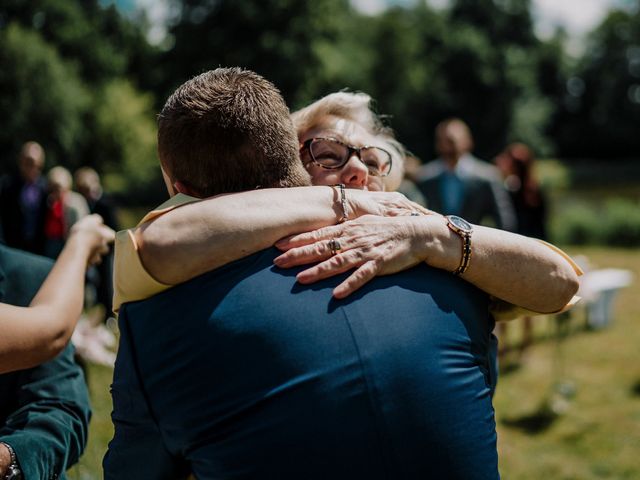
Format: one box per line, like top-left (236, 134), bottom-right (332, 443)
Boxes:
top-left (300, 137), bottom-right (393, 177)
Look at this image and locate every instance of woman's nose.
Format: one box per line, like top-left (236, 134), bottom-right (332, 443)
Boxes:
top-left (339, 154), bottom-right (368, 189)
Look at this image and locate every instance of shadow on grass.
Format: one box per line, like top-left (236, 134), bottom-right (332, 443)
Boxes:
top-left (499, 360), bottom-right (523, 376)
top-left (501, 401), bottom-right (560, 435)
top-left (631, 379), bottom-right (640, 397)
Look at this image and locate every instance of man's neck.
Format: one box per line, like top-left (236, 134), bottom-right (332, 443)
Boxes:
top-left (443, 155), bottom-right (462, 171)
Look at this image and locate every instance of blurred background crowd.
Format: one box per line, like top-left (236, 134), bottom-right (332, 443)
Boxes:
top-left (0, 0), bottom-right (638, 479)
top-left (1, 0), bottom-right (639, 243)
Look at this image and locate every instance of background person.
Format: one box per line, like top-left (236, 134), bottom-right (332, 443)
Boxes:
top-left (44, 166), bottom-right (90, 259)
top-left (0, 141), bottom-right (48, 254)
top-left (494, 142), bottom-right (548, 240)
top-left (416, 118), bottom-right (517, 231)
top-left (0, 214), bottom-right (112, 479)
top-left (0, 214), bottom-right (114, 373)
top-left (494, 142), bottom-right (549, 358)
top-left (74, 167), bottom-right (119, 231)
top-left (75, 167), bottom-right (119, 317)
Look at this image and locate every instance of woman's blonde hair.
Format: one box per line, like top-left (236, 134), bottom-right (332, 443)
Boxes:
top-left (291, 92), bottom-right (406, 191)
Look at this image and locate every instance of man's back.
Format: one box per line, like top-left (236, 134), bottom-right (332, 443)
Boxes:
top-left (106, 248), bottom-right (498, 479)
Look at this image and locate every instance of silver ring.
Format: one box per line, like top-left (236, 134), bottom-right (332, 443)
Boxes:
top-left (328, 238), bottom-right (342, 256)
top-left (410, 211), bottom-right (421, 216)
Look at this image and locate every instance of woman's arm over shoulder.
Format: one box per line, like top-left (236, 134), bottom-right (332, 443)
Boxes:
top-left (136, 187), bottom-right (341, 285)
top-left (449, 224), bottom-right (581, 314)
top-left (136, 187), bottom-right (423, 286)
top-left (273, 214), bottom-right (580, 313)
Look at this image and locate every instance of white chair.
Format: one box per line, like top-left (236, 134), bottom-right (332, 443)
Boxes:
top-left (574, 256), bottom-right (634, 329)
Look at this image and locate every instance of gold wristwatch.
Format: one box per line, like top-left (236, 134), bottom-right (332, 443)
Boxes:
top-left (445, 215), bottom-right (473, 275)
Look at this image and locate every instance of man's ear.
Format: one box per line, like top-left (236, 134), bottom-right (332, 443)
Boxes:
top-left (173, 180), bottom-right (199, 197)
top-left (160, 166), bottom-right (176, 197)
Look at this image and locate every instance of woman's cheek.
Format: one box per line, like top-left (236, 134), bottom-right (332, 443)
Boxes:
top-left (309, 168), bottom-right (338, 186)
top-left (367, 178), bottom-right (385, 192)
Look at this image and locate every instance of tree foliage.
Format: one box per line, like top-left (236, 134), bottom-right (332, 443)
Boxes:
top-left (554, 5), bottom-right (640, 158)
top-left (0, 23), bottom-right (90, 167)
top-left (0, 0), bottom-right (637, 206)
top-left (0, 0), bottom-right (160, 199)
top-left (162, 0), bottom-right (353, 108)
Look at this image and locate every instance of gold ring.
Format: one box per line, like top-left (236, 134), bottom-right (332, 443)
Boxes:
top-left (328, 238), bottom-right (342, 256)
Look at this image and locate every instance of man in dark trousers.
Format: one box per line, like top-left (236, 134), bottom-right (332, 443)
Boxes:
top-left (0, 142), bottom-right (48, 254)
top-left (104, 69), bottom-right (499, 479)
top-left (0, 245), bottom-right (91, 479)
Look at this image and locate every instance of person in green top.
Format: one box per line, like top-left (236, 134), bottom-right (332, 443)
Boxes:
top-left (0, 214), bottom-right (113, 479)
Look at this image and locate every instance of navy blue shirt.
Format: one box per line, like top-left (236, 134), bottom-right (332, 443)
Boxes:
top-left (105, 248), bottom-right (499, 479)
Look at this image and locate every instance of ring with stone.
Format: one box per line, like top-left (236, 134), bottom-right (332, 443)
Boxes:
top-left (328, 238), bottom-right (342, 256)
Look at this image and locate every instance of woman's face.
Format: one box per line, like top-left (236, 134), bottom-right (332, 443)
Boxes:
top-left (298, 116), bottom-right (391, 191)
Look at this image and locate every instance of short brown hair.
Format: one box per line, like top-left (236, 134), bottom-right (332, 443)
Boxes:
top-left (158, 68), bottom-right (309, 197)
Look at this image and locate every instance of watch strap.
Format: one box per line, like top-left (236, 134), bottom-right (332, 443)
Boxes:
top-left (445, 215), bottom-right (473, 276)
top-left (1, 442), bottom-right (22, 480)
top-left (452, 230), bottom-right (472, 275)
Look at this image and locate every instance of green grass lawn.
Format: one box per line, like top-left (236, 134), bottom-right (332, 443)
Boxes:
top-left (68, 246), bottom-right (640, 479)
top-left (495, 247), bottom-right (640, 479)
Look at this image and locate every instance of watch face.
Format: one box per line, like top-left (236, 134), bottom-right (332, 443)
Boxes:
top-left (448, 215), bottom-right (473, 233)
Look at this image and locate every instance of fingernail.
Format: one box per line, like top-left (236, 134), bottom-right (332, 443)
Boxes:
top-left (273, 256), bottom-right (285, 266)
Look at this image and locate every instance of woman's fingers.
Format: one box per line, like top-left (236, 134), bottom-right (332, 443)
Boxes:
top-left (101, 224), bottom-right (116, 243)
top-left (275, 224), bottom-right (344, 250)
top-left (274, 215), bottom-right (421, 298)
top-left (384, 208), bottom-right (417, 217)
top-left (274, 240), bottom-right (336, 268)
top-left (333, 261), bottom-right (380, 299)
top-left (295, 250), bottom-right (364, 284)
top-left (274, 233), bottom-right (314, 251)
top-left (91, 225), bottom-right (114, 259)
top-left (89, 253), bottom-right (103, 266)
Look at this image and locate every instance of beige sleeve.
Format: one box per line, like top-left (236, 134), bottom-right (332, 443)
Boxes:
top-left (112, 229), bottom-right (172, 313)
top-left (535, 239), bottom-right (584, 276)
top-left (490, 240), bottom-right (584, 321)
top-left (112, 193), bottom-right (200, 313)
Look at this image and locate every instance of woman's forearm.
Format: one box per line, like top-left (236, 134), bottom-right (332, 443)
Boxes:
top-left (136, 184), bottom-right (577, 314)
top-left (421, 217), bottom-right (580, 313)
top-left (138, 187), bottom-right (348, 285)
top-left (0, 235), bottom-right (91, 373)
top-left (273, 214), bottom-right (579, 312)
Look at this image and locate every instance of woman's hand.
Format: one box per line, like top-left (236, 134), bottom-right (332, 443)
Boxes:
top-left (346, 190), bottom-right (433, 218)
top-left (274, 215), bottom-right (442, 299)
top-left (68, 214), bottom-right (116, 266)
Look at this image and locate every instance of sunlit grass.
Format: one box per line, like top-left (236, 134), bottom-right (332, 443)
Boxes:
top-left (68, 363), bottom-right (114, 480)
top-left (495, 247), bottom-right (640, 480)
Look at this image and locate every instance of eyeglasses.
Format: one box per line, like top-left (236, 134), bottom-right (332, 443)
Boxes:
top-left (301, 137), bottom-right (393, 177)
